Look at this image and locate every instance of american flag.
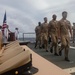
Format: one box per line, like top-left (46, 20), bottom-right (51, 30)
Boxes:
top-left (2, 11), bottom-right (7, 35)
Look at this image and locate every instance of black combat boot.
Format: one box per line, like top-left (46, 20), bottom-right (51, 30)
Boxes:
top-left (50, 47), bottom-right (53, 53)
top-left (59, 50), bottom-right (62, 56)
top-left (46, 50), bottom-right (48, 52)
top-left (65, 57), bottom-right (70, 62)
top-left (54, 53), bottom-right (59, 56)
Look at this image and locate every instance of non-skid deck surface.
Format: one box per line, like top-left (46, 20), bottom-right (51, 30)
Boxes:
top-left (22, 46), bottom-right (71, 75)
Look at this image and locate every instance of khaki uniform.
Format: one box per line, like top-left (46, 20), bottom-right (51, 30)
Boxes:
top-left (58, 19), bottom-right (72, 58)
top-left (0, 30), bottom-right (2, 50)
top-left (72, 26), bottom-right (75, 43)
top-left (40, 22), bottom-right (48, 50)
top-left (35, 25), bottom-right (41, 48)
top-left (49, 20), bottom-right (58, 54)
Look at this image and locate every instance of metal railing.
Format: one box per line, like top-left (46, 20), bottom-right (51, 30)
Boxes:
top-left (22, 32), bottom-right (35, 41)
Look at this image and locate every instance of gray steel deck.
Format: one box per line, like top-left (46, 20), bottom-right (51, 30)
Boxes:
top-left (27, 42), bottom-right (75, 75)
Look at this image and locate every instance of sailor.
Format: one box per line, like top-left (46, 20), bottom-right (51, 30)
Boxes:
top-left (35, 22), bottom-right (42, 48)
top-left (49, 14), bottom-right (59, 56)
top-left (40, 17), bottom-right (49, 52)
top-left (0, 26), bottom-right (3, 50)
top-left (15, 28), bottom-right (19, 40)
top-left (3, 25), bottom-right (10, 42)
top-left (58, 11), bottom-right (72, 61)
top-left (72, 23), bottom-right (75, 43)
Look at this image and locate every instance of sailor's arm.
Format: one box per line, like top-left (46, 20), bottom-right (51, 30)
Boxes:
top-left (68, 21), bottom-right (73, 38)
top-left (48, 21), bottom-right (52, 35)
top-left (57, 21), bottom-right (61, 38)
top-left (48, 21), bottom-right (51, 30)
top-left (35, 27), bottom-right (37, 33)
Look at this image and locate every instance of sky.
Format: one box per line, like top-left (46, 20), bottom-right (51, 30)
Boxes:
top-left (0, 0), bottom-right (75, 33)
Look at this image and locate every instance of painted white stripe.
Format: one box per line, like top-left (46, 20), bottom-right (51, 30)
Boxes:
top-left (64, 67), bottom-right (75, 73)
top-left (70, 46), bottom-right (75, 49)
top-left (58, 44), bottom-right (75, 49)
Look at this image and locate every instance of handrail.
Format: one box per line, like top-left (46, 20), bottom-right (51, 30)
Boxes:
top-left (22, 32), bottom-right (35, 41)
top-left (23, 33), bottom-right (35, 34)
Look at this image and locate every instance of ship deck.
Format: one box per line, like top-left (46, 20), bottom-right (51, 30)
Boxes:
top-left (27, 42), bottom-right (75, 75)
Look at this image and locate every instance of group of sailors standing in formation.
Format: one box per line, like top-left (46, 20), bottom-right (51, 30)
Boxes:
top-left (35, 11), bottom-right (73, 62)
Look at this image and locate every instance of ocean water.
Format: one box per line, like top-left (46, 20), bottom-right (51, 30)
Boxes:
top-left (18, 32), bottom-right (36, 43)
top-left (19, 38), bottom-right (36, 43)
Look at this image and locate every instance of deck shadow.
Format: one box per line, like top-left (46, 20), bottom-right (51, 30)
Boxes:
top-left (30, 66), bottom-right (39, 74)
